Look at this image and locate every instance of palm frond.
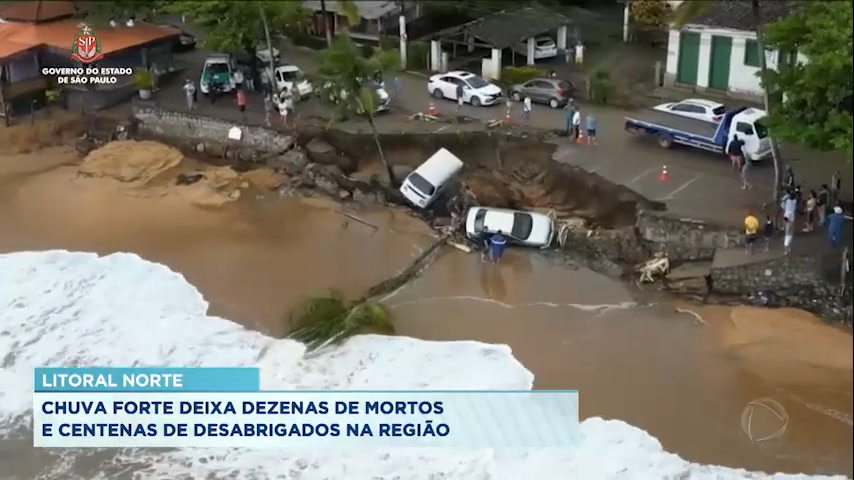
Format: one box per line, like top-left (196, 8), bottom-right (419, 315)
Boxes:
top-left (671, 0), bottom-right (716, 28)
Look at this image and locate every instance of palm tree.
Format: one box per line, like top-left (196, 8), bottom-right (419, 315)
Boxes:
top-left (318, 35), bottom-right (399, 187)
top-left (673, 0), bottom-right (783, 201)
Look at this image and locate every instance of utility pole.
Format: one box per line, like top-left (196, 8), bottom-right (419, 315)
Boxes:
top-left (258, 1), bottom-right (277, 94)
top-left (398, 0), bottom-right (407, 70)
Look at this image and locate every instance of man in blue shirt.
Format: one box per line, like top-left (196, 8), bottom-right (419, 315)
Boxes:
top-left (585, 113), bottom-right (597, 146)
top-left (826, 206), bottom-right (851, 248)
top-left (564, 100), bottom-right (576, 139)
top-left (488, 231), bottom-right (508, 264)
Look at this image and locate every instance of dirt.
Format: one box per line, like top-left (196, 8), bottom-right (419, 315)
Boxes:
top-left (324, 130), bottom-right (664, 228)
top-left (0, 111), bottom-right (88, 154)
top-left (73, 139), bottom-right (286, 209)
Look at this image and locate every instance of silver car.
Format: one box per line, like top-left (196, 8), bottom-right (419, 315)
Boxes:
top-left (510, 78), bottom-right (575, 109)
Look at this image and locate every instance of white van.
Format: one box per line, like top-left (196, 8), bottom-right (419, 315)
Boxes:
top-left (399, 148), bottom-right (464, 208)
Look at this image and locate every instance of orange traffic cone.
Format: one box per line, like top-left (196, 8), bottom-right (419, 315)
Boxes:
top-left (427, 102), bottom-right (437, 116)
top-left (504, 109), bottom-right (512, 125)
top-left (576, 131), bottom-right (585, 145)
top-left (659, 165), bottom-right (669, 182)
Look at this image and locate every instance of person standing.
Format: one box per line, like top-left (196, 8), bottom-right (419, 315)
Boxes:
top-left (804, 190), bottom-right (817, 232)
top-left (522, 96), bottom-right (532, 124)
top-left (263, 94), bottom-right (273, 127)
top-left (762, 213), bottom-right (774, 252)
top-left (744, 210), bottom-right (759, 254)
top-left (391, 75), bottom-right (402, 97)
top-left (182, 79), bottom-right (196, 111)
top-left (782, 215), bottom-right (794, 255)
top-left (740, 157), bottom-right (752, 190)
top-left (455, 83), bottom-right (464, 112)
top-left (727, 135), bottom-right (744, 172)
top-left (830, 170), bottom-right (841, 207)
top-left (783, 164), bottom-right (795, 190)
top-left (818, 184), bottom-right (830, 227)
top-left (781, 189), bottom-right (798, 225)
top-left (488, 230), bottom-right (508, 264)
top-left (564, 100), bottom-right (576, 139)
top-left (236, 88), bottom-right (247, 122)
top-left (585, 113), bottom-right (597, 146)
top-left (826, 206), bottom-right (851, 248)
top-left (571, 108), bottom-right (582, 142)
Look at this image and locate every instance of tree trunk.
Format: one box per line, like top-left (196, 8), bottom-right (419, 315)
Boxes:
top-left (360, 231), bottom-right (453, 301)
top-left (751, 0), bottom-right (782, 202)
top-left (257, 2), bottom-right (277, 90)
top-left (321, 0), bottom-right (333, 48)
top-left (367, 115), bottom-right (396, 187)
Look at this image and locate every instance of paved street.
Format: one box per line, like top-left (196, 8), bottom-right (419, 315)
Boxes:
top-left (153, 46), bottom-right (851, 227)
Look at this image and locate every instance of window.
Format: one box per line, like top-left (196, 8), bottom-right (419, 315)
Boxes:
top-left (406, 172), bottom-right (435, 196)
top-left (474, 209), bottom-right (487, 233)
top-left (744, 39), bottom-right (760, 67)
top-left (530, 81), bottom-right (550, 89)
top-left (511, 213), bottom-right (533, 240)
top-left (465, 75), bottom-right (489, 89)
top-left (712, 106), bottom-right (727, 116)
top-left (735, 122), bottom-right (755, 136)
top-left (754, 121), bottom-right (768, 139)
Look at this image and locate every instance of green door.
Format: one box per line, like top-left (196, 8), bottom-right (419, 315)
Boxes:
top-left (708, 36), bottom-right (732, 90)
top-left (676, 32), bottom-right (700, 85)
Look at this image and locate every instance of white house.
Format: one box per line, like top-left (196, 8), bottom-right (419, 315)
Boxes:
top-left (663, 0), bottom-right (801, 100)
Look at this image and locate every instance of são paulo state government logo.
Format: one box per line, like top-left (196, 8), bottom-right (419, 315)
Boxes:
top-left (71, 25), bottom-right (104, 63)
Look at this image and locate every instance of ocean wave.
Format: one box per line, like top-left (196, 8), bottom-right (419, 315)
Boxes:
top-left (0, 251), bottom-right (846, 480)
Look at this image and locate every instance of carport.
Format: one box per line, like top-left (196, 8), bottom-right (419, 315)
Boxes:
top-left (428, 4), bottom-right (573, 79)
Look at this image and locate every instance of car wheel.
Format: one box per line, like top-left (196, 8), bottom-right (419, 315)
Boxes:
top-left (432, 88), bottom-right (444, 99)
top-left (657, 134), bottom-right (674, 149)
top-left (512, 92), bottom-right (522, 102)
top-left (470, 96), bottom-right (481, 107)
top-left (549, 98), bottom-right (560, 109)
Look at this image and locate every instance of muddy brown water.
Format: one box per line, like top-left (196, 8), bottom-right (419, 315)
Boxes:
top-left (0, 144), bottom-right (852, 477)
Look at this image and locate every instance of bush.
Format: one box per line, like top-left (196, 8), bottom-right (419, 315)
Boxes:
top-left (500, 66), bottom-right (541, 85)
top-left (133, 69), bottom-right (152, 90)
top-left (378, 35), bottom-right (398, 51)
top-left (407, 41), bottom-right (429, 70)
top-left (589, 70), bottom-right (614, 104)
top-left (286, 28), bottom-right (328, 50)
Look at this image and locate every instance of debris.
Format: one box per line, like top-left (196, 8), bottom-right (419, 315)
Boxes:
top-left (636, 253), bottom-right (670, 284)
top-left (338, 211), bottom-right (379, 232)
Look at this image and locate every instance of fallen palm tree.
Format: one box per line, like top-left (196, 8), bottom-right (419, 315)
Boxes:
top-left (287, 227), bottom-right (455, 351)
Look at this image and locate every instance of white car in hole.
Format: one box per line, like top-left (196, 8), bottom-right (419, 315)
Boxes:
top-left (512, 36), bottom-right (558, 59)
top-left (427, 71), bottom-right (503, 107)
top-left (464, 206), bottom-right (555, 249)
top-left (653, 98), bottom-right (727, 123)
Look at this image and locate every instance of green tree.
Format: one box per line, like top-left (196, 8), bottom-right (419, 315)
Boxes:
top-left (674, 0), bottom-right (784, 201)
top-left (629, 0), bottom-right (673, 29)
top-left (763, 2), bottom-right (853, 155)
top-left (318, 35), bottom-right (399, 187)
top-left (161, 2), bottom-right (306, 58)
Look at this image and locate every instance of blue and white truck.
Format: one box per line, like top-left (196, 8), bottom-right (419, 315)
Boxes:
top-left (624, 106), bottom-right (773, 161)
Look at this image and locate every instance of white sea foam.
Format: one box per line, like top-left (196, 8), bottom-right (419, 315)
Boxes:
top-left (0, 250), bottom-right (847, 480)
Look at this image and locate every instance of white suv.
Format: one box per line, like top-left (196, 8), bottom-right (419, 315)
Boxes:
top-left (427, 71), bottom-right (503, 107)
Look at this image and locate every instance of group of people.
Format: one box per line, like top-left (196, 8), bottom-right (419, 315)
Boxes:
top-left (564, 100), bottom-right (597, 146)
top-left (726, 134), bottom-right (754, 190)
top-left (743, 167), bottom-right (849, 255)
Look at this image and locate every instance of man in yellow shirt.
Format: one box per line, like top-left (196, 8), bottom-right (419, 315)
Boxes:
top-left (744, 210), bottom-right (760, 254)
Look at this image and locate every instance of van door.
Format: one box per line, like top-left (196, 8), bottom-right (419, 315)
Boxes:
top-left (275, 69), bottom-right (284, 91)
top-left (733, 121), bottom-right (760, 158)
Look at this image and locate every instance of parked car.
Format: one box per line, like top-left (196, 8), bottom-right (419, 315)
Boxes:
top-left (262, 65), bottom-right (313, 97)
top-left (464, 207), bottom-right (556, 249)
top-left (427, 71), bottom-right (503, 107)
top-left (509, 78), bottom-right (575, 109)
top-left (511, 36), bottom-right (558, 60)
top-left (653, 98), bottom-right (726, 123)
top-left (158, 24), bottom-right (196, 51)
top-left (318, 80), bottom-right (390, 114)
top-left (199, 54), bottom-right (243, 95)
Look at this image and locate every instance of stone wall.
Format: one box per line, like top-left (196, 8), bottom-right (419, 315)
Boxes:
top-left (67, 85), bottom-right (136, 113)
top-left (710, 253), bottom-right (825, 294)
top-left (131, 104), bottom-right (294, 153)
top-left (636, 210), bottom-right (744, 261)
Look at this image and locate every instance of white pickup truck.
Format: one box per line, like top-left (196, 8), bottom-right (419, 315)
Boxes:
top-left (261, 65), bottom-right (313, 98)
